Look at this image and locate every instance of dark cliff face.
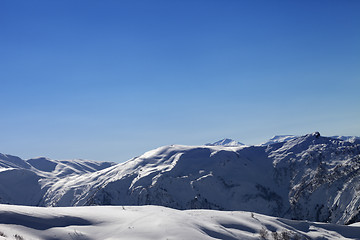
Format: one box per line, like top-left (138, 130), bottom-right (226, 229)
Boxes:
top-left (271, 135), bottom-right (360, 224)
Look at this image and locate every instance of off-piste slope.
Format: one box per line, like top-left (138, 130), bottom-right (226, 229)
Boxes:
top-left (1, 204), bottom-right (360, 240)
top-left (41, 132), bottom-right (360, 224)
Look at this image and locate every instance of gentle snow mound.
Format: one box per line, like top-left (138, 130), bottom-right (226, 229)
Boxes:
top-left (0, 204), bottom-right (359, 240)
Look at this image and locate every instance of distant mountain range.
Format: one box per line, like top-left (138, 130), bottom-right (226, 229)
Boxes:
top-left (0, 154), bottom-right (114, 205)
top-left (206, 138), bottom-right (245, 146)
top-left (1, 132), bottom-right (360, 225)
top-left (206, 134), bottom-right (359, 147)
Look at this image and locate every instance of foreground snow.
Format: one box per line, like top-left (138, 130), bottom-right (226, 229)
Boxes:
top-left (0, 204), bottom-right (360, 240)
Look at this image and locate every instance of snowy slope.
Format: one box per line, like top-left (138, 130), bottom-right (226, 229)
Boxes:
top-left (26, 157), bottom-right (114, 177)
top-left (1, 132), bottom-right (360, 226)
top-left (262, 134), bottom-right (360, 146)
top-left (261, 135), bottom-right (298, 145)
top-left (206, 138), bottom-right (245, 146)
top-left (0, 154), bottom-right (32, 169)
top-left (331, 136), bottom-right (360, 143)
top-left (39, 133), bottom-right (360, 225)
top-left (0, 204), bottom-right (360, 240)
top-left (0, 154), bottom-right (114, 176)
top-left (0, 154), bottom-right (115, 205)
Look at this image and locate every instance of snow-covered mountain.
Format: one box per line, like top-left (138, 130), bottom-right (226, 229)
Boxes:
top-left (0, 154), bottom-right (115, 205)
top-left (261, 134), bottom-right (360, 146)
top-left (35, 132), bottom-right (360, 225)
top-left (261, 135), bottom-right (298, 145)
top-left (206, 138), bottom-right (245, 147)
top-left (0, 154), bottom-right (114, 176)
top-left (331, 135), bottom-right (360, 143)
top-left (1, 204), bottom-right (359, 240)
top-left (1, 132), bottom-right (360, 226)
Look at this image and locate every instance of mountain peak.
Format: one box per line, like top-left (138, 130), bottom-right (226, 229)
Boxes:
top-left (309, 131), bottom-right (321, 138)
top-left (206, 138), bottom-right (245, 147)
top-left (331, 135), bottom-right (360, 143)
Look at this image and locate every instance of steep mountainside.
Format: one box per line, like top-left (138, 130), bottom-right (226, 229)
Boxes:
top-left (1, 133), bottom-right (360, 225)
top-left (38, 133), bottom-right (360, 224)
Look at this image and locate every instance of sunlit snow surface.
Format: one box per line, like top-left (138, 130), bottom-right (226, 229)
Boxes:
top-left (1, 132), bottom-right (360, 240)
top-left (34, 133), bottom-right (360, 225)
top-left (1, 133), bottom-right (360, 226)
top-left (206, 138), bottom-right (245, 146)
top-left (0, 204), bottom-right (360, 240)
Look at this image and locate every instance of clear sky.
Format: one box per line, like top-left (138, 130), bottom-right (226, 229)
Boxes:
top-left (1, 0), bottom-right (359, 163)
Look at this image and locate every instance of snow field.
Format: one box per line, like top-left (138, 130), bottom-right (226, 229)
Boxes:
top-left (0, 204), bottom-right (360, 240)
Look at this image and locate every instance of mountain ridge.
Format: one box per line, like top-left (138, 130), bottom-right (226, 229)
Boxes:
top-left (206, 138), bottom-right (245, 147)
top-left (1, 133), bottom-right (360, 225)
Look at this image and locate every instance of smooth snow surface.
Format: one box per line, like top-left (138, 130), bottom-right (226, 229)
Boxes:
top-left (0, 204), bottom-right (360, 240)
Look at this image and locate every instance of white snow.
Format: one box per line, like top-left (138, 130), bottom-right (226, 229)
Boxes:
top-left (1, 133), bottom-right (360, 225)
top-left (1, 132), bottom-right (360, 240)
top-left (0, 204), bottom-right (359, 240)
top-left (261, 135), bottom-right (298, 146)
top-left (206, 138), bottom-right (245, 147)
top-left (0, 154), bottom-right (115, 206)
top-left (331, 135), bottom-right (360, 143)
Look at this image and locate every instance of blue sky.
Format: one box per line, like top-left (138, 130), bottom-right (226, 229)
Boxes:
top-left (1, 0), bottom-right (359, 163)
